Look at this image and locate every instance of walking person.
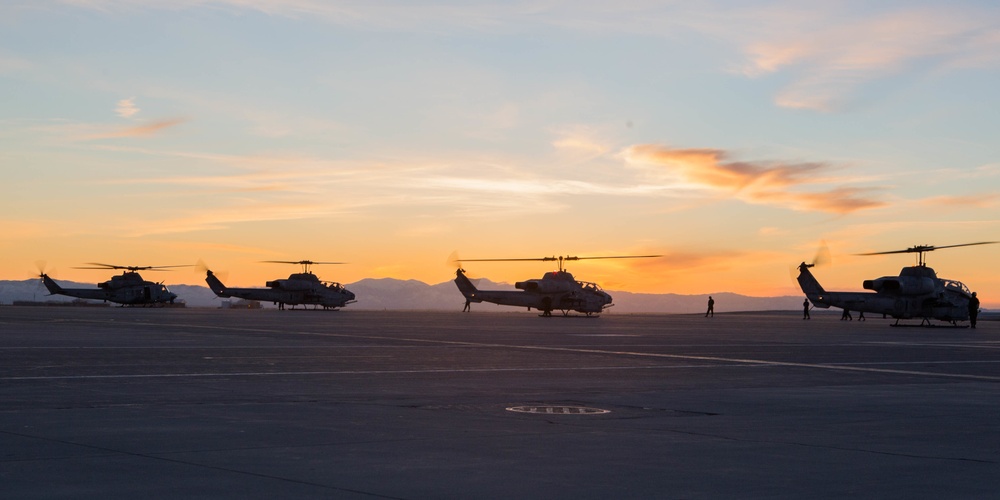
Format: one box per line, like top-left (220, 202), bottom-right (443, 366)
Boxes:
top-left (705, 296), bottom-right (714, 317)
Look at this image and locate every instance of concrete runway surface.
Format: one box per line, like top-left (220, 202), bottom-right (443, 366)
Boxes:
top-left (1, 307), bottom-right (998, 499)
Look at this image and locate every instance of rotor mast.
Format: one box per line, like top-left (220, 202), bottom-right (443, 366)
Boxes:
top-left (262, 260), bottom-right (347, 274)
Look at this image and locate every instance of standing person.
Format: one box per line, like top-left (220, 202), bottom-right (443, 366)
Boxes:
top-left (705, 296), bottom-right (714, 317)
top-left (969, 292), bottom-right (980, 329)
top-left (803, 299), bottom-right (811, 320)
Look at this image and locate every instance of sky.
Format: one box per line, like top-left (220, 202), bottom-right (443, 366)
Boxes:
top-left (2, 1), bottom-right (999, 306)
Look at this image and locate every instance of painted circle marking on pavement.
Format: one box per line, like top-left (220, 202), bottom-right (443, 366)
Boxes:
top-left (506, 405), bottom-right (610, 415)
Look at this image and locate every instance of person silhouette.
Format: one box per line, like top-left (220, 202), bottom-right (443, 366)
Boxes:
top-left (858, 310), bottom-right (866, 321)
top-left (705, 296), bottom-right (714, 317)
top-left (803, 299), bottom-right (810, 320)
top-left (969, 292), bottom-right (980, 329)
top-left (840, 309), bottom-right (852, 321)
top-left (463, 299), bottom-right (471, 312)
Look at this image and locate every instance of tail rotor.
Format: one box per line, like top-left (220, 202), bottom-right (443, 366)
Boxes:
top-left (34, 260), bottom-right (59, 281)
top-left (196, 259), bottom-right (228, 283)
top-left (790, 241), bottom-right (831, 284)
top-left (806, 241), bottom-right (831, 268)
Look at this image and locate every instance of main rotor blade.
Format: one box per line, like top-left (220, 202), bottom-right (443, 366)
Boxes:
top-left (459, 258), bottom-right (553, 262)
top-left (855, 241), bottom-right (998, 256)
top-left (461, 255), bottom-right (661, 263)
top-left (74, 263), bottom-right (191, 271)
top-left (854, 249), bottom-right (913, 256)
top-left (261, 260), bottom-right (347, 265)
top-left (931, 241), bottom-right (998, 250)
top-left (76, 262), bottom-right (121, 269)
top-left (571, 255), bottom-right (663, 261)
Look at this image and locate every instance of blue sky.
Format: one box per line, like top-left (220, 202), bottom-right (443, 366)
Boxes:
top-left (2, 1), bottom-right (999, 302)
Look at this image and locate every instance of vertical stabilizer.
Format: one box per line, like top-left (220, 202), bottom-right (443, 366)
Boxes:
top-left (40, 274), bottom-right (63, 295)
top-left (453, 269), bottom-right (480, 301)
top-left (205, 270), bottom-right (230, 297)
top-left (796, 262), bottom-right (825, 300)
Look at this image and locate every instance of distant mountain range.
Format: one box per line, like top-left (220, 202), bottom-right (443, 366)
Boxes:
top-left (0, 277), bottom-right (804, 314)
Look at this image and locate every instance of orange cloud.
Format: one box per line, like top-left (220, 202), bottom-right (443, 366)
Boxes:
top-left (624, 144), bottom-right (885, 214)
top-left (83, 118), bottom-right (186, 140)
top-left (630, 250), bottom-right (749, 274)
top-left (921, 193), bottom-right (1000, 209)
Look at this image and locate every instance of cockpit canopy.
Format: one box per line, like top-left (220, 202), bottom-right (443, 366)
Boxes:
top-left (941, 278), bottom-right (971, 296)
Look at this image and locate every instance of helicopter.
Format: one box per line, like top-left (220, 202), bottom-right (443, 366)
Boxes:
top-left (40, 263), bottom-right (185, 306)
top-left (796, 242), bottom-right (995, 326)
top-left (454, 254), bottom-right (660, 317)
top-left (204, 260), bottom-right (356, 310)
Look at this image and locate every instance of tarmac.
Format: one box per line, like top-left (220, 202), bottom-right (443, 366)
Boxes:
top-left (1, 306), bottom-right (998, 499)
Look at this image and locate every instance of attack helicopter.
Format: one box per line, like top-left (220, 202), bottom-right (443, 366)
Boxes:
top-left (454, 254), bottom-right (660, 317)
top-left (40, 263), bottom-right (186, 306)
top-left (797, 242), bottom-right (995, 326)
top-left (204, 260), bottom-right (356, 310)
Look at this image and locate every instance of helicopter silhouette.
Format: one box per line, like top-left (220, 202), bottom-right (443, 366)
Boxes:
top-left (40, 263), bottom-right (186, 306)
top-left (204, 260), bottom-right (356, 310)
top-left (454, 254), bottom-right (659, 317)
top-left (797, 242), bottom-right (995, 326)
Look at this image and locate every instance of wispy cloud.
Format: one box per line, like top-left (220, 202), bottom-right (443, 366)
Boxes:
top-left (623, 144), bottom-right (886, 214)
top-left (46, 1), bottom-right (1000, 114)
top-left (115, 97), bottom-right (139, 118)
top-left (921, 193), bottom-right (1000, 209)
top-left (551, 125), bottom-right (614, 161)
top-left (81, 118), bottom-right (186, 140)
top-left (420, 176), bottom-right (671, 197)
top-left (0, 53), bottom-right (32, 74)
top-left (735, 5), bottom-right (1000, 111)
top-left (126, 202), bottom-right (337, 237)
top-left (633, 250), bottom-right (749, 274)
top-left (0, 218), bottom-right (56, 242)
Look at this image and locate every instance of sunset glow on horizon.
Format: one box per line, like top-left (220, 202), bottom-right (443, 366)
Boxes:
top-left (2, 1), bottom-right (999, 307)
